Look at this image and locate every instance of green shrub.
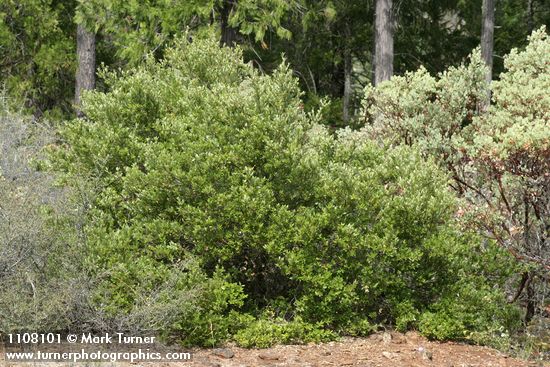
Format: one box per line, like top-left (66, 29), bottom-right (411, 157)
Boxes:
top-left (268, 137), bottom-right (458, 327)
top-left (359, 27), bottom-right (550, 328)
top-left (361, 27), bottom-right (550, 273)
top-left (419, 280), bottom-right (521, 341)
top-left (234, 317), bottom-right (336, 348)
top-left (149, 264), bottom-right (249, 347)
top-left (51, 35), bottom-right (522, 345)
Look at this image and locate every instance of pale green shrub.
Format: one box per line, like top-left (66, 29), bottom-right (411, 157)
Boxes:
top-left (359, 27), bottom-right (549, 337)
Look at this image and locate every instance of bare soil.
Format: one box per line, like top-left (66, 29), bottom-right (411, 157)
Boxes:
top-left (2, 331), bottom-right (548, 367)
top-left (187, 331), bottom-right (546, 367)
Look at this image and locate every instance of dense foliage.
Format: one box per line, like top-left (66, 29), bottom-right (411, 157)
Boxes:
top-left (2, 0), bottom-right (548, 120)
top-left (45, 37), bottom-right (522, 346)
top-left (361, 26), bottom-right (549, 328)
top-left (0, 0), bottom-right (76, 116)
top-left (1, 0), bottom-right (548, 359)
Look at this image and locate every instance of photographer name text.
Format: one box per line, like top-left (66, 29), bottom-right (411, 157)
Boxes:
top-left (80, 333), bottom-right (156, 344)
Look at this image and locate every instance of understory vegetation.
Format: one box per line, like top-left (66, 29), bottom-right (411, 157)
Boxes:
top-left (0, 27), bottom-right (548, 359)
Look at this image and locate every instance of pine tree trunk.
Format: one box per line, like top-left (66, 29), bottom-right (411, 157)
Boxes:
top-left (343, 45), bottom-right (352, 124)
top-left (75, 23), bottom-right (96, 114)
top-left (481, 0), bottom-right (495, 85)
top-left (527, 0), bottom-right (534, 35)
top-left (220, 0), bottom-right (238, 47)
top-left (374, 0), bottom-right (393, 86)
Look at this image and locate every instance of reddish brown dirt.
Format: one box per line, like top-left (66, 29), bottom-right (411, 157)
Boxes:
top-left (186, 332), bottom-right (546, 367)
top-left (2, 332), bottom-right (547, 367)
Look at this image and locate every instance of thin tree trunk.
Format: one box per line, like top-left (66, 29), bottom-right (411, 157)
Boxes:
top-left (75, 23), bottom-right (96, 115)
top-left (343, 43), bottom-right (352, 124)
top-left (220, 0), bottom-right (238, 47)
top-left (481, 0), bottom-right (495, 85)
top-left (374, 0), bottom-right (393, 86)
top-left (525, 272), bottom-right (535, 323)
top-left (371, 28), bottom-right (376, 86)
top-left (527, 0), bottom-right (534, 35)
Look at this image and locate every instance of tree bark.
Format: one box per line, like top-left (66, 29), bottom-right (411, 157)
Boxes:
top-left (220, 0), bottom-right (238, 47)
top-left (481, 0), bottom-right (495, 85)
top-left (374, 0), bottom-right (393, 86)
top-left (527, 0), bottom-right (534, 35)
top-left (75, 23), bottom-right (96, 114)
top-left (343, 44), bottom-right (352, 124)
top-left (525, 272), bottom-right (535, 323)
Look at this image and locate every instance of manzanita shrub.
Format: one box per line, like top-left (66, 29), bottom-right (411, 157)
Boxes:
top-left (361, 27), bottom-right (549, 335)
top-left (51, 36), bottom-right (520, 346)
top-left (362, 28), bottom-right (549, 271)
